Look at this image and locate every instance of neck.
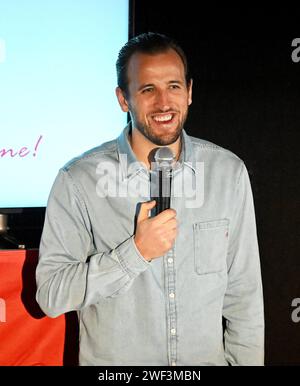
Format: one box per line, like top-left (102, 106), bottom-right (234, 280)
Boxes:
top-left (129, 127), bottom-right (182, 169)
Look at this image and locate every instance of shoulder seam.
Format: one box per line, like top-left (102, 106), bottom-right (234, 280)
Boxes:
top-left (63, 142), bottom-right (118, 171)
top-left (190, 140), bottom-right (242, 161)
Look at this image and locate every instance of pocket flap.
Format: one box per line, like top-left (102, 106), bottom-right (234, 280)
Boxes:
top-left (193, 219), bottom-right (229, 274)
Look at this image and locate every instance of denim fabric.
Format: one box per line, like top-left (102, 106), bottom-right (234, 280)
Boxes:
top-left (36, 124), bottom-right (264, 366)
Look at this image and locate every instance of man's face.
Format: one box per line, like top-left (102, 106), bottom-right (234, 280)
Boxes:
top-left (117, 49), bottom-right (192, 146)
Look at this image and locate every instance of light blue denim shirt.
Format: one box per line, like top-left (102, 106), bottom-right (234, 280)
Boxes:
top-left (36, 124), bottom-right (264, 366)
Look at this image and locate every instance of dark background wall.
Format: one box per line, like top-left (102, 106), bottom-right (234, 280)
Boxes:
top-left (132, 2), bottom-right (300, 365)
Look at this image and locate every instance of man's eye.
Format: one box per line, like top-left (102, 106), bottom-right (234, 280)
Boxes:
top-left (170, 84), bottom-right (180, 89)
top-left (142, 88), bottom-right (153, 93)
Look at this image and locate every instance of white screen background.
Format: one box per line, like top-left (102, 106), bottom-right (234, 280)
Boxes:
top-left (0, 0), bottom-right (128, 207)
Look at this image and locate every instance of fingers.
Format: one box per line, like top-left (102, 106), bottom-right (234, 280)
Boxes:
top-left (137, 201), bottom-right (177, 225)
top-left (158, 217), bottom-right (177, 232)
top-left (159, 228), bottom-right (177, 248)
top-left (152, 208), bottom-right (177, 225)
top-left (137, 200), bottom-right (156, 223)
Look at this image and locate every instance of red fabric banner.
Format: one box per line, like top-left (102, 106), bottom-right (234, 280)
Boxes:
top-left (0, 249), bottom-right (66, 366)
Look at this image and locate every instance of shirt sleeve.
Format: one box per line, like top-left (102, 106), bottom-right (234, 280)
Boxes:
top-left (36, 169), bottom-right (150, 318)
top-left (223, 162), bottom-right (265, 365)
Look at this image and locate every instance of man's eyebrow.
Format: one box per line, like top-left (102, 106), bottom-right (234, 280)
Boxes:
top-left (168, 80), bottom-right (184, 84)
top-left (138, 80), bottom-right (184, 91)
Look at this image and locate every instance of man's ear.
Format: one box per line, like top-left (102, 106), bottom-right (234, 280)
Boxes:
top-left (188, 79), bottom-right (193, 106)
top-left (115, 87), bottom-right (129, 112)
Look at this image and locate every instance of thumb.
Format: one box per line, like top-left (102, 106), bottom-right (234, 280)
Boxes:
top-left (137, 200), bottom-right (156, 223)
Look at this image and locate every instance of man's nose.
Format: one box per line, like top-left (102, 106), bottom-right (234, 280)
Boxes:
top-left (154, 90), bottom-right (170, 111)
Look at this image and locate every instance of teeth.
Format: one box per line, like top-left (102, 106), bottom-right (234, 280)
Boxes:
top-left (153, 114), bottom-right (173, 122)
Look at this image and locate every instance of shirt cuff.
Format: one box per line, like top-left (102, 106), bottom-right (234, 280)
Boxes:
top-left (115, 235), bottom-right (150, 277)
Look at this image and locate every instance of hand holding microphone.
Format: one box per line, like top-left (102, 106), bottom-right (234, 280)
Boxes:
top-left (134, 200), bottom-right (177, 261)
top-left (134, 147), bottom-right (177, 261)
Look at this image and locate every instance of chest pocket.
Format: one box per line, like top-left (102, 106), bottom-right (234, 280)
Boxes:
top-left (193, 219), bottom-right (229, 275)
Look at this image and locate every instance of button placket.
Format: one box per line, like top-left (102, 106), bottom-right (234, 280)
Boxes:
top-left (165, 246), bottom-right (177, 366)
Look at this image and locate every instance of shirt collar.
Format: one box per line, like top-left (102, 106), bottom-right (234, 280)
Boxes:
top-left (116, 122), bottom-right (196, 180)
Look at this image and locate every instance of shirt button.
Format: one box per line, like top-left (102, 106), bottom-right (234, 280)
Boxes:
top-left (170, 328), bottom-right (176, 335)
top-left (169, 292), bottom-right (175, 299)
top-left (167, 257), bottom-right (173, 264)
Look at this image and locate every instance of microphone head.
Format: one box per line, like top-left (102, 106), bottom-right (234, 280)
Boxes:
top-left (154, 147), bottom-right (175, 168)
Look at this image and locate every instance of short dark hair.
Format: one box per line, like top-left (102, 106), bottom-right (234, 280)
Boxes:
top-left (116, 32), bottom-right (190, 96)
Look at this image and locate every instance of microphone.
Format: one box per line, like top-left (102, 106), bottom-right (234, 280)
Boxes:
top-left (150, 147), bottom-right (175, 216)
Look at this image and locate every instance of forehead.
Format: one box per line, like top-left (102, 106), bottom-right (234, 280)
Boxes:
top-left (126, 49), bottom-right (185, 86)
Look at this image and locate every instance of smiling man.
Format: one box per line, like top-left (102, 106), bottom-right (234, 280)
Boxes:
top-left (116, 46), bottom-right (192, 167)
top-left (36, 33), bottom-right (264, 366)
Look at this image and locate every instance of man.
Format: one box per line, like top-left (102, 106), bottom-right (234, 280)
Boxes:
top-left (36, 32), bottom-right (264, 366)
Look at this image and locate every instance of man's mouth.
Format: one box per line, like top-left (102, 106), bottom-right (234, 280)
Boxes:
top-left (151, 113), bottom-right (175, 124)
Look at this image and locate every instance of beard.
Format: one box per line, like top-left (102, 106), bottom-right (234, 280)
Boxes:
top-left (130, 109), bottom-right (189, 146)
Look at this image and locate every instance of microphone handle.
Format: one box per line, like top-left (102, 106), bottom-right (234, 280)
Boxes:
top-left (160, 196), bottom-right (171, 212)
top-left (155, 169), bottom-right (172, 215)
